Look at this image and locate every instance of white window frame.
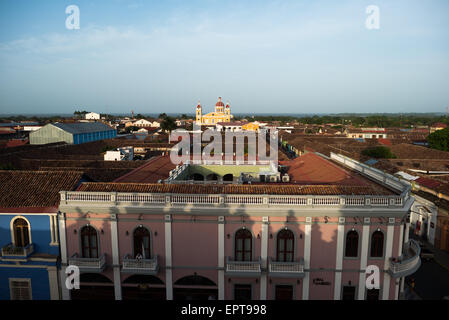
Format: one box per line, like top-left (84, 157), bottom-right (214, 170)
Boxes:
top-left (9, 278), bottom-right (32, 300)
top-left (10, 216), bottom-right (32, 247)
top-left (49, 214), bottom-right (59, 246)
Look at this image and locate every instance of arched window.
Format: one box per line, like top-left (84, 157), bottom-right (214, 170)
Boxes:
top-left (81, 226), bottom-right (98, 258)
top-left (345, 230), bottom-right (359, 257)
top-left (223, 174), bottom-right (233, 182)
top-left (133, 226), bottom-right (151, 259)
top-left (13, 218), bottom-right (30, 247)
top-left (205, 173), bottom-right (219, 181)
top-left (277, 229), bottom-right (294, 262)
top-left (191, 173), bottom-right (204, 181)
top-left (370, 231), bottom-right (384, 257)
top-left (235, 229), bottom-right (252, 261)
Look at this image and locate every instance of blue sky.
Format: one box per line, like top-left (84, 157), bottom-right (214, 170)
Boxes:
top-left (0, 0), bottom-right (448, 115)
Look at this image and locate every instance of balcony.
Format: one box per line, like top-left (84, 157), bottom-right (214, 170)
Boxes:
top-left (68, 253), bottom-right (106, 272)
top-left (225, 257), bottom-right (262, 277)
top-left (268, 258), bottom-right (305, 278)
top-left (122, 254), bottom-right (159, 275)
top-left (388, 240), bottom-right (421, 278)
top-left (1, 243), bottom-right (34, 260)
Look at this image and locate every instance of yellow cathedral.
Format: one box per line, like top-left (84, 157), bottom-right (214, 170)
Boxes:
top-left (195, 97), bottom-right (232, 125)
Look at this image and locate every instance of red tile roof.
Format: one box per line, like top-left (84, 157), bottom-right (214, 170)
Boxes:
top-left (0, 170), bottom-right (84, 208)
top-left (378, 138), bottom-right (392, 146)
top-left (431, 123), bottom-right (447, 128)
top-left (113, 155), bottom-right (176, 183)
top-left (283, 153), bottom-right (372, 186)
top-left (77, 182), bottom-right (392, 196)
top-left (415, 177), bottom-right (441, 189)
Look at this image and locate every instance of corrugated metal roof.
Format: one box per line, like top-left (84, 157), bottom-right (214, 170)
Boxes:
top-left (365, 159), bottom-right (379, 166)
top-left (51, 122), bottom-right (114, 134)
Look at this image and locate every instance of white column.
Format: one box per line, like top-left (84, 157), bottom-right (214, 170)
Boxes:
top-left (400, 277), bottom-right (405, 295)
top-left (165, 214), bottom-right (173, 300)
top-left (218, 216), bottom-right (225, 300)
top-left (47, 266), bottom-right (59, 300)
top-left (260, 217), bottom-right (269, 300)
top-left (404, 219), bottom-right (410, 244)
top-left (302, 218), bottom-right (312, 300)
top-left (396, 224), bottom-right (404, 299)
top-left (358, 220), bottom-right (371, 300)
top-left (58, 212), bottom-right (70, 300)
top-left (334, 218), bottom-right (345, 300)
top-left (382, 219), bottom-right (395, 300)
top-left (110, 215), bottom-right (122, 300)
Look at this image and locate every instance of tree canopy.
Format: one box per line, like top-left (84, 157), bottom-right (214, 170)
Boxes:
top-left (361, 146), bottom-right (397, 159)
top-left (427, 127), bottom-right (449, 151)
top-left (160, 116), bottom-right (177, 133)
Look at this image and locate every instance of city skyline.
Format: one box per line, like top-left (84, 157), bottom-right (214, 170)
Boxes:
top-left (1, 0), bottom-right (449, 114)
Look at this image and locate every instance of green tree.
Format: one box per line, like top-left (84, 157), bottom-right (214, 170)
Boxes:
top-left (427, 127), bottom-right (449, 151)
top-left (160, 116), bottom-right (177, 134)
top-left (125, 126), bottom-right (140, 133)
top-left (362, 146), bottom-right (396, 159)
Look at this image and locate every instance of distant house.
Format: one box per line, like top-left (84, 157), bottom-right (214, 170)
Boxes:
top-left (104, 146), bottom-right (134, 161)
top-left (242, 122), bottom-right (260, 132)
top-left (346, 128), bottom-right (387, 139)
top-left (30, 122), bottom-right (116, 145)
top-left (216, 121), bottom-right (247, 132)
top-left (150, 121), bottom-right (161, 128)
top-left (85, 112), bottom-right (100, 120)
top-left (430, 122), bottom-right (447, 133)
top-left (132, 119), bottom-right (153, 127)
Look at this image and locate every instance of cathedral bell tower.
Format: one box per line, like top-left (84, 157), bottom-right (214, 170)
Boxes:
top-left (225, 101), bottom-right (231, 122)
top-left (196, 101), bottom-right (202, 125)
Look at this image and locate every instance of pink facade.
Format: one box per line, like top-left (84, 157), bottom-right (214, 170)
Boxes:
top-left (61, 208), bottom-right (411, 300)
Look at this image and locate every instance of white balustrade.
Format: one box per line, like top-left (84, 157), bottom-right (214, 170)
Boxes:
top-left (389, 240), bottom-right (420, 277)
top-left (226, 257), bottom-right (261, 273)
top-left (62, 191), bottom-right (406, 209)
top-left (122, 254), bottom-right (158, 274)
top-left (269, 258), bottom-right (305, 274)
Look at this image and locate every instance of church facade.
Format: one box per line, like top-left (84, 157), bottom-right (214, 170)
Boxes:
top-left (196, 97), bottom-right (232, 126)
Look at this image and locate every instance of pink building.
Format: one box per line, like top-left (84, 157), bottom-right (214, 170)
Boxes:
top-left (57, 153), bottom-right (420, 300)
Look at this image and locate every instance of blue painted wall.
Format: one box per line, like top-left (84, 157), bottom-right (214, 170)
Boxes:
top-left (0, 214), bottom-right (59, 300)
top-left (0, 214), bottom-right (59, 256)
top-left (0, 267), bottom-right (50, 300)
top-left (73, 129), bottom-right (116, 144)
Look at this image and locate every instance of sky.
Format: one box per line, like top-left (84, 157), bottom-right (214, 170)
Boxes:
top-left (0, 0), bottom-right (448, 115)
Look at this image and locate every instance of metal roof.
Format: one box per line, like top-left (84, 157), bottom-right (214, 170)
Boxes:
top-left (0, 122), bottom-right (39, 127)
top-left (51, 122), bottom-right (114, 134)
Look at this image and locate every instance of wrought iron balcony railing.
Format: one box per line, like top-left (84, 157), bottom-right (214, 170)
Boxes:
top-left (1, 243), bottom-right (34, 259)
top-left (268, 258), bottom-right (305, 278)
top-left (225, 257), bottom-right (262, 276)
top-left (68, 253), bottom-right (106, 272)
top-left (122, 254), bottom-right (158, 275)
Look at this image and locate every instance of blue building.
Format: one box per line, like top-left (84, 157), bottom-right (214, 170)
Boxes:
top-left (0, 170), bottom-right (84, 300)
top-left (30, 122), bottom-right (117, 145)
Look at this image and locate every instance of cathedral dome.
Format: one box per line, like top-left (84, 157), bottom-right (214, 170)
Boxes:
top-left (215, 97), bottom-right (224, 107)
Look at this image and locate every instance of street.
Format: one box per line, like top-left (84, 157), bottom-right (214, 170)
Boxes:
top-left (405, 238), bottom-right (449, 300)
